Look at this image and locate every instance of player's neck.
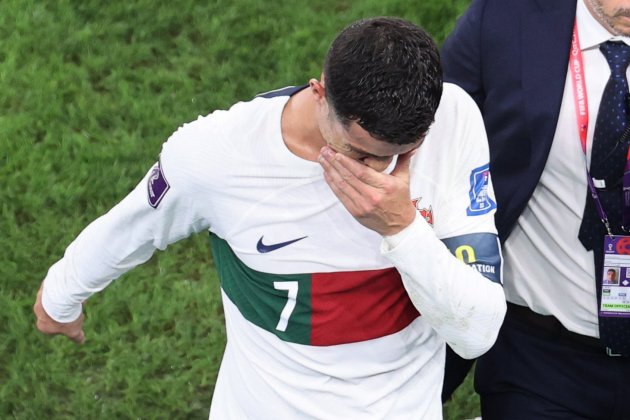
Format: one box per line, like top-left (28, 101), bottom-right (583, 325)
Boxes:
top-left (281, 88), bottom-right (326, 161)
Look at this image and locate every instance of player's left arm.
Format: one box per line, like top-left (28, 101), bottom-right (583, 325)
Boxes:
top-left (384, 89), bottom-right (504, 359)
top-left (381, 218), bottom-right (505, 360)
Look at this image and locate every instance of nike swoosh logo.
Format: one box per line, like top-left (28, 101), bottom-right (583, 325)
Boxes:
top-left (256, 235), bottom-right (307, 253)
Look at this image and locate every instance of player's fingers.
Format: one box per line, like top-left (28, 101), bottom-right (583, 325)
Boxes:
top-left (65, 312), bottom-right (86, 344)
top-left (320, 153), bottom-right (387, 216)
top-left (319, 149), bottom-right (360, 197)
top-left (390, 150), bottom-right (415, 183)
top-left (320, 146), bottom-right (383, 189)
top-left (321, 165), bottom-right (361, 213)
top-left (319, 147), bottom-right (356, 184)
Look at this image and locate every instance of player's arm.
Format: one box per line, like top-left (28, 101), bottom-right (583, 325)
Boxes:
top-left (383, 89), bottom-right (504, 359)
top-left (382, 218), bottom-right (504, 359)
top-left (35, 124), bottom-right (212, 342)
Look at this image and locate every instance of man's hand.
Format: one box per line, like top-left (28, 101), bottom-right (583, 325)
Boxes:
top-left (318, 146), bottom-right (417, 236)
top-left (33, 282), bottom-right (86, 344)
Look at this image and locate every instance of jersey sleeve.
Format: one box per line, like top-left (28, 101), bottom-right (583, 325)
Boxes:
top-left (381, 218), bottom-right (505, 359)
top-left (434, 85), bottom-right (497, 239)
top-left (42, 121), bottom-right (214, 323)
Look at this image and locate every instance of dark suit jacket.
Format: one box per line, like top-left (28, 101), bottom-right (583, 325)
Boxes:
top-left (441, 0), bottom-right (577, 242)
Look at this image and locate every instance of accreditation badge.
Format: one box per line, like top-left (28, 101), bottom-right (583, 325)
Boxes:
top-left (600, 236), bottom-right (630, 318)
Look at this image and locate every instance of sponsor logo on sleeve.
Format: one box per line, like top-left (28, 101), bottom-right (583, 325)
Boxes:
top-left (147, 160), bottom-right (170, 209)
top-left (467, 164), bottom-right (496, 216)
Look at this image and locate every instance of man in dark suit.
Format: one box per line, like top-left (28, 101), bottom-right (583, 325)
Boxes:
top-left (441, 0), bottom-right (630, 418)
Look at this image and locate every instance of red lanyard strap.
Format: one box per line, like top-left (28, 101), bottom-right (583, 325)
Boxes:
top-left (569, 21), bottom-right (613, 236)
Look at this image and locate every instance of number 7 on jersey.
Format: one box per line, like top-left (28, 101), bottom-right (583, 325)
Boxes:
top-left (273, 281), bottom-right (298, 332)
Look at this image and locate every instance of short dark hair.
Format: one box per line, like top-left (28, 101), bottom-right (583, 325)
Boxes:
top-left (323, 17), bottom-right (442, 145)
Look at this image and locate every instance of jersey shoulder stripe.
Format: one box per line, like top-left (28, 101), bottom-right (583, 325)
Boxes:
top-left (255, 85), bottom-right (307, 99)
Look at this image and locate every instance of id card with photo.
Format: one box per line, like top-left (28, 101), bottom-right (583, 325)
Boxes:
top-left (601, 236), bottom-right (630, 318)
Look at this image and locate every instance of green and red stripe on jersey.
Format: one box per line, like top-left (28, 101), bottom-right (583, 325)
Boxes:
top-left (210, 234), bottom-right (420, 346)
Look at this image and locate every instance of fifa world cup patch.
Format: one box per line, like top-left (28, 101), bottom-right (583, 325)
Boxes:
top-left (147, 160), bottom-right (170, 209)
top-left (466, 163), bottom-right (496, 216)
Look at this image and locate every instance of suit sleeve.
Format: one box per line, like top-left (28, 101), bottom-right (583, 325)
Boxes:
top-left (441, 0), bottom-right (487, 107)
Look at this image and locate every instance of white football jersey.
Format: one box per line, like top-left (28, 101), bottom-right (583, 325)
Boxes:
top-left (42, 83), bottom-right (505, 419)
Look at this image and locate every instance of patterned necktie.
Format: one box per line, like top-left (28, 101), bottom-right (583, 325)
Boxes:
top-left (578, 41), bottom-right (630, 355)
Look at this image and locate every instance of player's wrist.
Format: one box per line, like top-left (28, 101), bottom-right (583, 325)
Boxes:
top-left (382, 212), bottom-right (417, 246)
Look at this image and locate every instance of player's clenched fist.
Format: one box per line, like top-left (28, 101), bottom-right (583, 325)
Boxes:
top-left (33, 282), bottom-right (86, 344)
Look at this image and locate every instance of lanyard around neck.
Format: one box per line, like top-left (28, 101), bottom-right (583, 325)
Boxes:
top-left (569, 21), bottom-right (613, 236)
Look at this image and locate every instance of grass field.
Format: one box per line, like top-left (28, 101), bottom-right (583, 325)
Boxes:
top-left (1, 0), bottom-right (478, 418)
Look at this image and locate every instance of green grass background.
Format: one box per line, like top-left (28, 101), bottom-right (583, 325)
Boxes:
top-left (1, 0), bottom-right (478, 418)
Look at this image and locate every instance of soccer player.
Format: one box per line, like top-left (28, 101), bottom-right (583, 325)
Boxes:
top-left (34, 17), bottom-right (506, 418)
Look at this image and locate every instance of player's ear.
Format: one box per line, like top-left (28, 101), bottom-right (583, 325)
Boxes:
top-left (309, 77), bottom-right (326, 103)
